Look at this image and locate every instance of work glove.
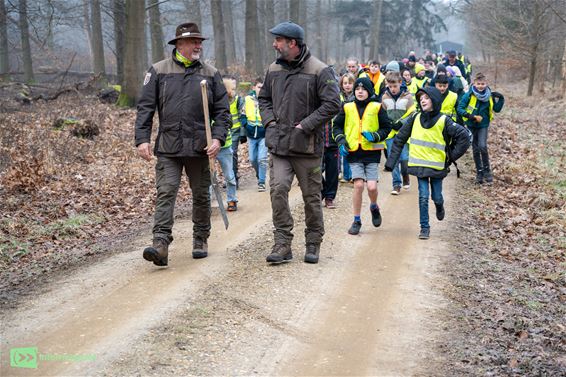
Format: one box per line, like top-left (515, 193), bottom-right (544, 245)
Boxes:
top-left (239, 135), bottom-right (247, 144)
top-left (339, 144), bottom-right (349, 157)
top-left (361, 131), bottom-right (380, 142)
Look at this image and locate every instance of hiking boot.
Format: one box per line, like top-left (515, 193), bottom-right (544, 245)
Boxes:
top-left (484, 170), bottom-right (494, 183)
top-left (192, 237), bottom-right (208, 259)
top-left (304, 243), bottom-right (321, 264)
top-left (266, 244), bottom-right (293, 264)
top-left (348, 220), bottom-right (362, 235)
top-left (227, 201), bottom-right (238, 211)
top-left (143, 238), bottom-right (169, 266)
top-left (419, 228), bottom-right (430, 240)
top-left (435, 203), bottom-right (445, 221)
top-left (258, 183), bottom-right (266, 192)
top-left (475, 171), bottom-right (484, 185)
top-left (391, 186), bottom-right (401, 195)
top-left (325, 198), bottom-right (336, 209)
top-left (402, 174), bottom-right (411, 189)
top-left (370, 205), bottom-right (382, 227)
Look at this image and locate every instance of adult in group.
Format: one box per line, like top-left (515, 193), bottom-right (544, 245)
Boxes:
top-left (135, 23), bottom-right (231, 266)
top-left (259, 21), bottom-right (341, 264)
top-left (443, 50), bottom-right (468, 82)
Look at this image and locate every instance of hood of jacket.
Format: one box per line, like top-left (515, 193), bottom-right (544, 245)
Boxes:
top-left (415, 86), bottom-right (443, 127)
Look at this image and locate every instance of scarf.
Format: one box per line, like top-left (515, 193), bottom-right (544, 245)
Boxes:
top-left (175, 50), bottom-right (193, 68)
top-left (472, 85), bottom-right (491, 102)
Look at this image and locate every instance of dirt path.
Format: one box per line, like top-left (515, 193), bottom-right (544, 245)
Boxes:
top-left (1, 173), bottom-right (456, 376)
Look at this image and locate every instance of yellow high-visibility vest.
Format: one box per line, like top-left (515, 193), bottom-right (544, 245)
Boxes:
top-left (467, 95), bottom-right (494, 120)
top-left (440, 91), bottom-right (458, 121)
top-left (229, 96), bottom-right (241, 129)
top-left (343, 101), bottom-right (385, 151)
top-left (408, 113), bottom-right (447, 170)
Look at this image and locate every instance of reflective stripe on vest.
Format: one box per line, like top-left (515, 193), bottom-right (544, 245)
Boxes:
top-left (230, 96), bottom-right (241, 129)
top-left (466, 94), bottom-right (494, 120)
top-left (386, 103), bottom-right (416, 141)
top-left (344, 101), bottom-right (385, 151)
top-left (408, 113), bottom-right (447, 170)
top-left (440, 91), bottom-right (458, 121)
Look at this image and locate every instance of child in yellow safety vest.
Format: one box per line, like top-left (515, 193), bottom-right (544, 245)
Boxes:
top-left (434, 74), bottom-right (459, 122)
top-left (456, 72), bottom-right (505, 185)
top-left (223, 77), bottom-right (246, 191)
top-left (332, 77), bottom-right (392, 235)
top-left (385, 86), bottom-right (470, 240)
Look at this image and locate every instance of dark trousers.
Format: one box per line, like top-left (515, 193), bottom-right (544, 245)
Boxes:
top-left (153, 156), bottom-right (211, 244)
top-left (471, 127), bottom-right (490, 173)
top-left (269, 154), bottom-right (324, 245)
top-left (322, 148), bottom-right (339, 200)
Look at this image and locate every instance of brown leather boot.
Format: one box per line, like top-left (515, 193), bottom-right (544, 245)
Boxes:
top-left (266, 244), bottom-right (292, 264)
top-left (192, 237), bottom-right (208, 259)
top-left (143, 238), bottom-right (168, 266)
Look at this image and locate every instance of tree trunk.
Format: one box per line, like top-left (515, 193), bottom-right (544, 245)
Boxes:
top-left (299, 0), bottom-right (307, 41)
top-left (113, 0), bottom-right (126, 85)
top-left (264, 0), bottom-right (274, 65)
top-left (19, 0), bottom-right (34, 83)
top-left (369, 0), bottom-right (382, 60)
top-left (222, 0), bottom-right (237, 66)
top-left (561, 39), bottom-right (566, 99)
top-left (275, 0), bottom-right (288, 22)
top-left (0, 0), bottom-right (9, 77)
top-left (184, 0), bottom-right (202, 26)
top-left (91, 0), bottom-right (106, 81)
top-left (83, 0), bottom-right (94, 65)
top-left (148, 0), bottom-right (165, 63)
top-left (527, 47), bottom-right (537, 97)
top-left (117, 0), bottom-right (145, 107)
top-left (290, 0), bottom-right (300, 23)
top-left (210, 0), bottom-right (226, 71)
top-left (245, 0), bottom-right (262, 76)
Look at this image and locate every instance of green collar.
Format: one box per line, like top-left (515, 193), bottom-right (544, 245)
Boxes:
top-left (175, 50), bottom-right (192, 67)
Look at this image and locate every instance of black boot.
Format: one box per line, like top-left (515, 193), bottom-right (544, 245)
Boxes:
top-left (143, 238), bottom-right (169, 266)
top-left (435, 203), bottom-right (445, 221)
top-left (483, 170), bottom-right (493, 183)
top-left (192, 237), bottom-right (208, 259)
top-left (266, 244), bottom-right (293, 264)
top-left (475, 170), bottom-right (484, 185)
top-left (304, 243), bottom-right (320, 264)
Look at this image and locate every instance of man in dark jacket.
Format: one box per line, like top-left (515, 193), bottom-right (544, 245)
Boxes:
top-left (443, 50), bottom-right (468, 82)
top-left (259, 21), bottom-right (341, 264)
top-left (385, 86), bottom-right (470, 240)
top-left (135, 23), bottom-right (231, 267)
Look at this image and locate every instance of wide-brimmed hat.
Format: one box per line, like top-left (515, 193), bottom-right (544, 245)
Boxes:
top-left (168, 23), bottom-right (207, 45)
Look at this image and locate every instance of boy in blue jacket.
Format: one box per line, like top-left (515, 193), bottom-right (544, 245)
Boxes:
top-left (457, 72), bottom-right (505, 184)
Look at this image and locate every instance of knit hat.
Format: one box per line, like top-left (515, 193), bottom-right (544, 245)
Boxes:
top-left (446, 66), bottom-right (456, 77)
top-left (354, 77), bottom-right (375, 97)
top-left (414, 63), bottom-right (425, 74)
top-left (436, 63), bottom-right (447, 74)
top-left (385, 60), bottom-right (400, 72)
top-left (408, 55), bottom-right (417, 62)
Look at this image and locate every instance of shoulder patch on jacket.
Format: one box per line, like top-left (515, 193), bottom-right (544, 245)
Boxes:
top-left (143, 72), bottom-right (151, 85)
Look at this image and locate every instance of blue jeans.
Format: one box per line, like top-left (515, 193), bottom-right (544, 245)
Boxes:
top-left (417, 177), bottom-right (443, 229)
top-left (212, 147), bottom-right (237, 202)
top-left (385, 138), bottom-right (409, 188)
top-left (248, 137), bottom-right (267, 184)
top-left (342, 156), bottom-right (352, 180)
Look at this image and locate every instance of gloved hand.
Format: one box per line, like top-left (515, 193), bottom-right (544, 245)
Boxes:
top-left (239, 135), bottom-right (247, 144)
top-left (392, 120), bottom-right (402, 131)
top-left (362, 131), bottom-right (380, 142)
top-left (339, 144), bottom-right (349, 157)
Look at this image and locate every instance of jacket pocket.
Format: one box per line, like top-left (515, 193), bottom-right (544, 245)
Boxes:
top-left (193, 128), bottom-right (208, 153)
top-left (265, 123), bottom-right (278, 149)
top-left (158, 122), bottom-right (182, 154)
top-left (288, 127), bottom-right (314, 154)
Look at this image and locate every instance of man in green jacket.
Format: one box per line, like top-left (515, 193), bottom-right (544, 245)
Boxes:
top-left (259, 22), bottom-right (341, 265)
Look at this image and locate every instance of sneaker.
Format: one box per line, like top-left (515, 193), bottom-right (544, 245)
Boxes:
top-left (258, 183), bottom-right (266, 192)
top-left (402, 174), bottom-right (411, 190)
top-left (192, 237), bottom-right (208, 259)
top-left (266, 244), bottom-right (293, 264)
top-left (484, 171), bottom-right (493, 183)
top-left (475, 171), bottom-right (484, 185)
top-left (304, 243), bottom-right (320, 264)
top-left (391, 186), bottom-right (401, 195)
top-left (348, 220), bottom-right (362, 235)
top-left (435, 203), bottom-right (445, 221)
top-left (227, 201), bottom-right (238, 211)
top-left (370, 206), bottom-right (382, 227)
top-left (325, 198), bottom-right (336, 209)
top-left (419, 228), bottom-right (430, 240)
top-left (143, 238), bottom-right (169, 266)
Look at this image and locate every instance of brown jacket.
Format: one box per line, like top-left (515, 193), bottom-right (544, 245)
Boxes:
top-left (258, 47), bottom-right (341, 157)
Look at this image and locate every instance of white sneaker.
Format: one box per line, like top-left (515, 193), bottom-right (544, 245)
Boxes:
top-left (391, 187), bottom-right (401, 195)
top-left (403, 184), bottom-right (410, 190)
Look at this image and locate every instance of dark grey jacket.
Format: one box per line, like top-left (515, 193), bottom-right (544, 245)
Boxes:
top-left (134, 50), bottom-right (231, 157)
top-left (258, 46), bottom-right (341, 157)
top-left (385, 86), bottom-right (470, 179)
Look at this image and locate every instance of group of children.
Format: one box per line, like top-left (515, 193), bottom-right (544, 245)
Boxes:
top-left (218, 51), bottom-right (504, 240)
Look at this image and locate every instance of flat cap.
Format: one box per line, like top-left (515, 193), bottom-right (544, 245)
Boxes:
top-left (269, 21), bottom-right (305, 41)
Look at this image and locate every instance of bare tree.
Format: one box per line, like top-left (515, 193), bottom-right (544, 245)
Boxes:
top-left (117, 0), bottom-right (145, 107)
top-left (0, 0), bottom-right (8, 76)
top-left (148, 0), bottom-right (165, 63)
top-left (210, 0), bottom-right (226, 70)
top-left (275, 0), bottom-right (289, 22)
top-left (290, 0), bottom-right (299, 22)
top-left (245, 0), bottom-right (262, 76)
top-left (113, 0), bottom-right (126, 85)
top-left (91, 0), bottom-right (106, 80)
top-left (368, 0), bottom-right (382, 61)
top-left (222, 0), bottom-right (236, 66)
top-left (19, 0), bottom-right (34, 83)
top-left (562, 39), bottom-right (566, 98)
top-left (264, 0), bottom-right (274, 65)
top-left (184, 0), bottom-right (202, 26)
